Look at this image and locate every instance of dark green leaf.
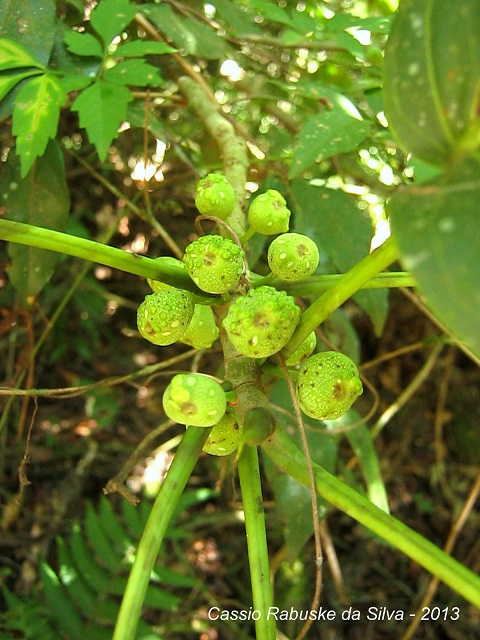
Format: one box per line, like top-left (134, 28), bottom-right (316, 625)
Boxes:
top-left (0, 0), bottom-right (56, 66)
top-left (2, 140), bottom-right (70, 304)
top-left (291, 180), bottom-right (388, 334)
top-left (209, 0), bottom-right (263, 36)
top-left (103, 59), bottom-right (162, 87)
top-left (114, 40), bottom-right (176, 57)
top-left (143, 4), bottom-right (231, 60)
top-left (384, 0), bottom-right (480, 166)
top-left (72, 79), bottom-right (132, 160)
top-left (248, 0), bottom-right (297, 29)
top-left (90, 0), bottom-right (137, 47)
top-left (0, 37), bottom-right (45, 70)
top-left (389, 156), bottom-right (480, 359)
top-left (289, 107), bottom-right (371, 179)
top-left (12, 72), bottom-right (66, 176)
top-left (63, 30), bottom-right (103, 58)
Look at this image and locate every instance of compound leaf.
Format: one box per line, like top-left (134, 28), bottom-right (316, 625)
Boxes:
top-left (103, 58), bottom-right (162, 87)
top-left (90, 0), bottom-right (137, 47)
top-left (63, 30), bottom-right (103, 58)
top-left (72, 79), bottom-right (132, 160)
top-left (12, 72), bottom-right (66, 176)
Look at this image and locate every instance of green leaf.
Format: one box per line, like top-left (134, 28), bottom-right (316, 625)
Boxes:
top-left (388, 156), bottom-right (480, 359)
top-left (0, 0), bottom-right (56, 66)
top-left (0, 69), bottom-right (41, 102)
top-left (72, 79), bottom-right (132, 160)
top-left (209, 0), bottom-right (263, 36)
top-left (40, 562), bottom-right (84, 640)
top-left (12, 73), bottom-right (66, 177)
top-left (291, 180), bottom-right (388, 334)
top-left (0, 38), bottom-right (45, 70)
top-left (103, 59), bottom-right (162, 87)
top-left (289, 107), bottom-right (371, 179)
top-left (384, 0), bottom-right (480, 166)
top-left (143, 4), bottom-right (231, 60)
top-left (1, 140), bottom-right (70, 304)
top-left (90, 0), bottom-right (137, 47)
top-left (114, 40), bottom-right (176, 57)
top-left (84, 502), bottom-right (123, 573)
top-left (63, 30), bottom-right (104, 58)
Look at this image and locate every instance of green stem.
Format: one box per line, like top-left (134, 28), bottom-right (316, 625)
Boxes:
top-left (237, 445), bottom-right (276, 640)
top-left (178, 76), bottom-right (248, 238)
top-left (262, 426), bottom-right (480, 608)
top-left (0, 219), bottom-right (207, 295)
top-left (113, 426), bottom-right (210, 640)
top-left (264, 271), bottom-right (415, 295)
top-left (282, 236), bottom-right (400, 358)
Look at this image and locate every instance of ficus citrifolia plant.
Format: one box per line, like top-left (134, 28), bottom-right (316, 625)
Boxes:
top-left (1, 1), bottom-right (480, 639)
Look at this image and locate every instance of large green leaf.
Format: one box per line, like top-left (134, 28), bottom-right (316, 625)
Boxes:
top-left (291, 180), bottom-right (389, 334)
top-left (289, 107), bottom-right (371, 179)
top-left (388, 156), bottom-right (480, 358)
top-left (384, 0), bottom-right (480, 166)
top-left (0, 0), bottom-right (56, 66)
top-left (72, 79), bottom-right (132, 160)
top-left (12, 72), bottom-right (66, 176)
top-left (2, 141), bottom-right (70, 304)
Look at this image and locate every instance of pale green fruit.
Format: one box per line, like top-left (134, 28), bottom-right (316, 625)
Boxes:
top-left (285, 331), bottom-right (317, 366)
top-left (163, 373), bottom-right (227, 427)
top-left (247, 189), bottom-right (291, 235)
top-left (183, 235), bottom-right (244, 294)
top-left (296, 351), bottom-right (363, 420)
top-left (202, 411), bottom-right (243, 456)
top-left (268, 233), bottom-right (319, 280)
top-left (223, 286), bottom-right (301, 358)
top-left (195, 173), bottom-right (235, 219)
top-left (180, 305), bottom-right (219, 349)
top-left (137, 290), bottom-right (194, 346)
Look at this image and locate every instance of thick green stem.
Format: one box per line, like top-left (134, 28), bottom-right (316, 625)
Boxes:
top-left (282, 236), bottom-right (400, 358)
top-left (113, 427), bottom-right (210, 640)
top-left (262, 426), bottom-right (480, 608)
top-left (237, 446), bottom-right (276, 640)
top-left (177, 76), bottom-right (248, 238)
top-left (0, 219), bottom-right (207, 295)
